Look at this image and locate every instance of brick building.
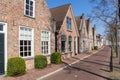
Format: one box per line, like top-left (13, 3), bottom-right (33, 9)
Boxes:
top-left (50, 4), bottom-right (79, 58)
top-left (0, 0), bottom-right (55, 75)
top-left (75, 14), bottom-right (95, 53)
top-left (86, 18), bottom-right (94, 51)
top-left (75, 14), bottom-right (89, 53)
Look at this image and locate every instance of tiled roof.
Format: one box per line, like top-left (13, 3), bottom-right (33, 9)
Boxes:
top-left (75, 16), bottom-right (81, 29)
top-left (50, 4), bottom-right (70, 28)
top-left (86, 18), bottom-right (90, 33)
top-left (75, 14), bottom-right (84, 30)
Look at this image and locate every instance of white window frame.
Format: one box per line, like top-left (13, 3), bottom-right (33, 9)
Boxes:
top-left (66, 17), bottom-right (72, 30)
top-left (24, 0), bottom-right (35, 18)
top-left (19, 26), bottom-right (34, 59)
top-left (61, 35), bottom-right (66, 53)
top-left (41, 30), bottom-right (51, 55)
top-left (0, 22), bottom-right (7, 75)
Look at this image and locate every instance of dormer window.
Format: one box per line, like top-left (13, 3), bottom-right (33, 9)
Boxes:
top-left (25, 0), bottom-right (35, 18)
top-left (66, 17), bottom-right (72, 30)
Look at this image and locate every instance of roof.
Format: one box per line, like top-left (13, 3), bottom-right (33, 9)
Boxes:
top-left (50, 4), bottom-right (71, 27)
top-left (75, 14), bottom-right (84, 30)
top-left (50, 4), bottom-right (79, 36)
top-left (86, 18), bottom-right (90, 33)
top-left (75, 16), bottom-right (81, 29)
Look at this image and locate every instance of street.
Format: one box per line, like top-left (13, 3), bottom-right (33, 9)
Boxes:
top-left (43, 47), bottom-right (111, 80)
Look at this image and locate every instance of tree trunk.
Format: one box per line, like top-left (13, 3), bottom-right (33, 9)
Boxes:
top-left (110, 46), bottom-right (113, 72)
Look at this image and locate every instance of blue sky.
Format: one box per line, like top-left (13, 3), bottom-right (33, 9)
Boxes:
top-left (46, 0), bottom-right (105, 35)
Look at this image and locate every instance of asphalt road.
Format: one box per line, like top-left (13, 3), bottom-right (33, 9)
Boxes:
top-left (43, 47), bottom-right (111, 80)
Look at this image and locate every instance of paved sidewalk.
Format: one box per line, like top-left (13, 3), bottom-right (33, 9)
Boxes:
top-left (42, 47), bottom-right (111, 80)
top-left (0, 48), bottom-right (101, 80)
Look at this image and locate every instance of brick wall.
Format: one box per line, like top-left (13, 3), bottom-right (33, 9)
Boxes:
top-left (57, 6), bottom-right (78, 57)
top-left (0, 0), bottom-right (55, 70)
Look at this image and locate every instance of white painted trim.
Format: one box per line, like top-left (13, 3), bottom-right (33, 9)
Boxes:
top-left (41, 30), bottom-right (51, 55)
top-left (0, 22), bottom-right (7, 75)
top-left (19, 26), bottom-right (34, 59)
top-left (24, 0), bottom-right (35, 18)
top-left (49, 31), bottom-right (51, 55)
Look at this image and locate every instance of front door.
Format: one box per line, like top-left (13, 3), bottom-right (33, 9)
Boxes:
top-left (0, 33), bottom-right (5, 74)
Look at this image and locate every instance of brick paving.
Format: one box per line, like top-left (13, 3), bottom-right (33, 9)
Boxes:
top-left (0, 48), bottom-right (102, 80)
top-left (43, 47), bottom-right (111, 80)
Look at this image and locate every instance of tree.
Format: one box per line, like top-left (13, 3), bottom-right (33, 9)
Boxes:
top-left (89, 0), bottom-right (120, 71)
top-left (89, 0), bottom-right (119, 57)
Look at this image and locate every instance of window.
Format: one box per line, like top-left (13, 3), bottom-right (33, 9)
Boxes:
top-left (61, 35), bottom-right (66, 52)
top-left (0, 24), bottom-right (3, 31)
top-left (66, 17), bottom-right (72, 30)
top-left (25, 0), bottom-right (35, 17)
top-left (41, 31), bottom-right (50, 55)
top-left (68, 36), bottom-right (72, 51)
top-left (20, 27), bottom-right (33, 58)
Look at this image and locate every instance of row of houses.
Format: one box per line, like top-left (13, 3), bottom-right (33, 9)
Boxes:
top-left (0, 0), bottom-right (103, 75)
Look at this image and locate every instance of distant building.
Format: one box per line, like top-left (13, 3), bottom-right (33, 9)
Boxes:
top-left (75, 14), bottom-right (88, 53)
top-left (75, 14), bottom-right (96, 53)
top-left (96, 34), bottom-right (104, 48)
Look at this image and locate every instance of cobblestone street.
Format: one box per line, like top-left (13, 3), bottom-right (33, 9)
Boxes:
top-left (43, 47), bottom-right (111, 80)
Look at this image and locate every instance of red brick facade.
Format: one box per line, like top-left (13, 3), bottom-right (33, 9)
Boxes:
top-left (0, 0), bottom-right (55, 70)
top-left (50, 4), bottom-right (79, 58)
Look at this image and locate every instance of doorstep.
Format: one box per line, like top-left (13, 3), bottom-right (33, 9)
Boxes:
top-left (0, 48), bottom-right (102, 80)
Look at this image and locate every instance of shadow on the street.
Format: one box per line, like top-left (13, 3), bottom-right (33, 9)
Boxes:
top-left (81, 59), bottom-right (120, 70)
top-left (62, 61), bottom-right (112, 80)
top-left (100, 68), bottom-right (111, 72)
top-left (93, 53), bottom-right (109, 58)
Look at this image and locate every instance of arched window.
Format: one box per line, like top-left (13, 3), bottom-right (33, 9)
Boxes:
top-left (61, 35), bottom-right (66, 52)
top-left (68, 36), bottom-right (72, 51)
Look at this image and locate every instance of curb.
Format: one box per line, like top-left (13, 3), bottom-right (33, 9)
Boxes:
top-left (36, 49), bottom-right (101, 80)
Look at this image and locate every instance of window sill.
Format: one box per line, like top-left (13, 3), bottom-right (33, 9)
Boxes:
top-left (24, 15), bottom-right (35, 19)
top-left (42, 54), bottom-right (51, 57)
top-left (67, 30), bottom-right (72, 32)
top-left (22, 56), bottom-right (34, 60)
top-left (61, 52), bottom-right (67, 54)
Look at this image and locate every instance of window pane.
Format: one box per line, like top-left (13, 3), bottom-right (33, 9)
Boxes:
top-left (26, 0), bottom-right (29, 4)
top-left (0, 24), bottom-right (3, 31)
top-left (25, 52), bottom-right (27, 56)
top-left (26, 4), bottom-right (29, 9)
top-left (24, 41), bottom-right (27, 45)
top-left (20, 47), bottom-right (23, 51)
top-left (20, 40), bottom-right (23, 45)
top-left (30, 6), bottom-right (33, 11)
top-left (24, 46), bottom-right (27, 51)
top-left (28, 46), bottom-right (31, 50)
top-left (28, 52), bottom-right (31, 56)
top-left (26, 10), bottom-right (29, 15)
top-left (30, 1), bottom-right (33, 6)
top-left (20, 52), bottom-right (23, 57)
top-left (30, 11), bottom-right (33, 16)
top-left (28, 41), bottom-right (31, 45)
top-left (61, 41), bottom-right (65, 52)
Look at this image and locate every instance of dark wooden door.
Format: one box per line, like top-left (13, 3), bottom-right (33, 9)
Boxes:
top-left (0, 33), bottom-right (5, 74)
